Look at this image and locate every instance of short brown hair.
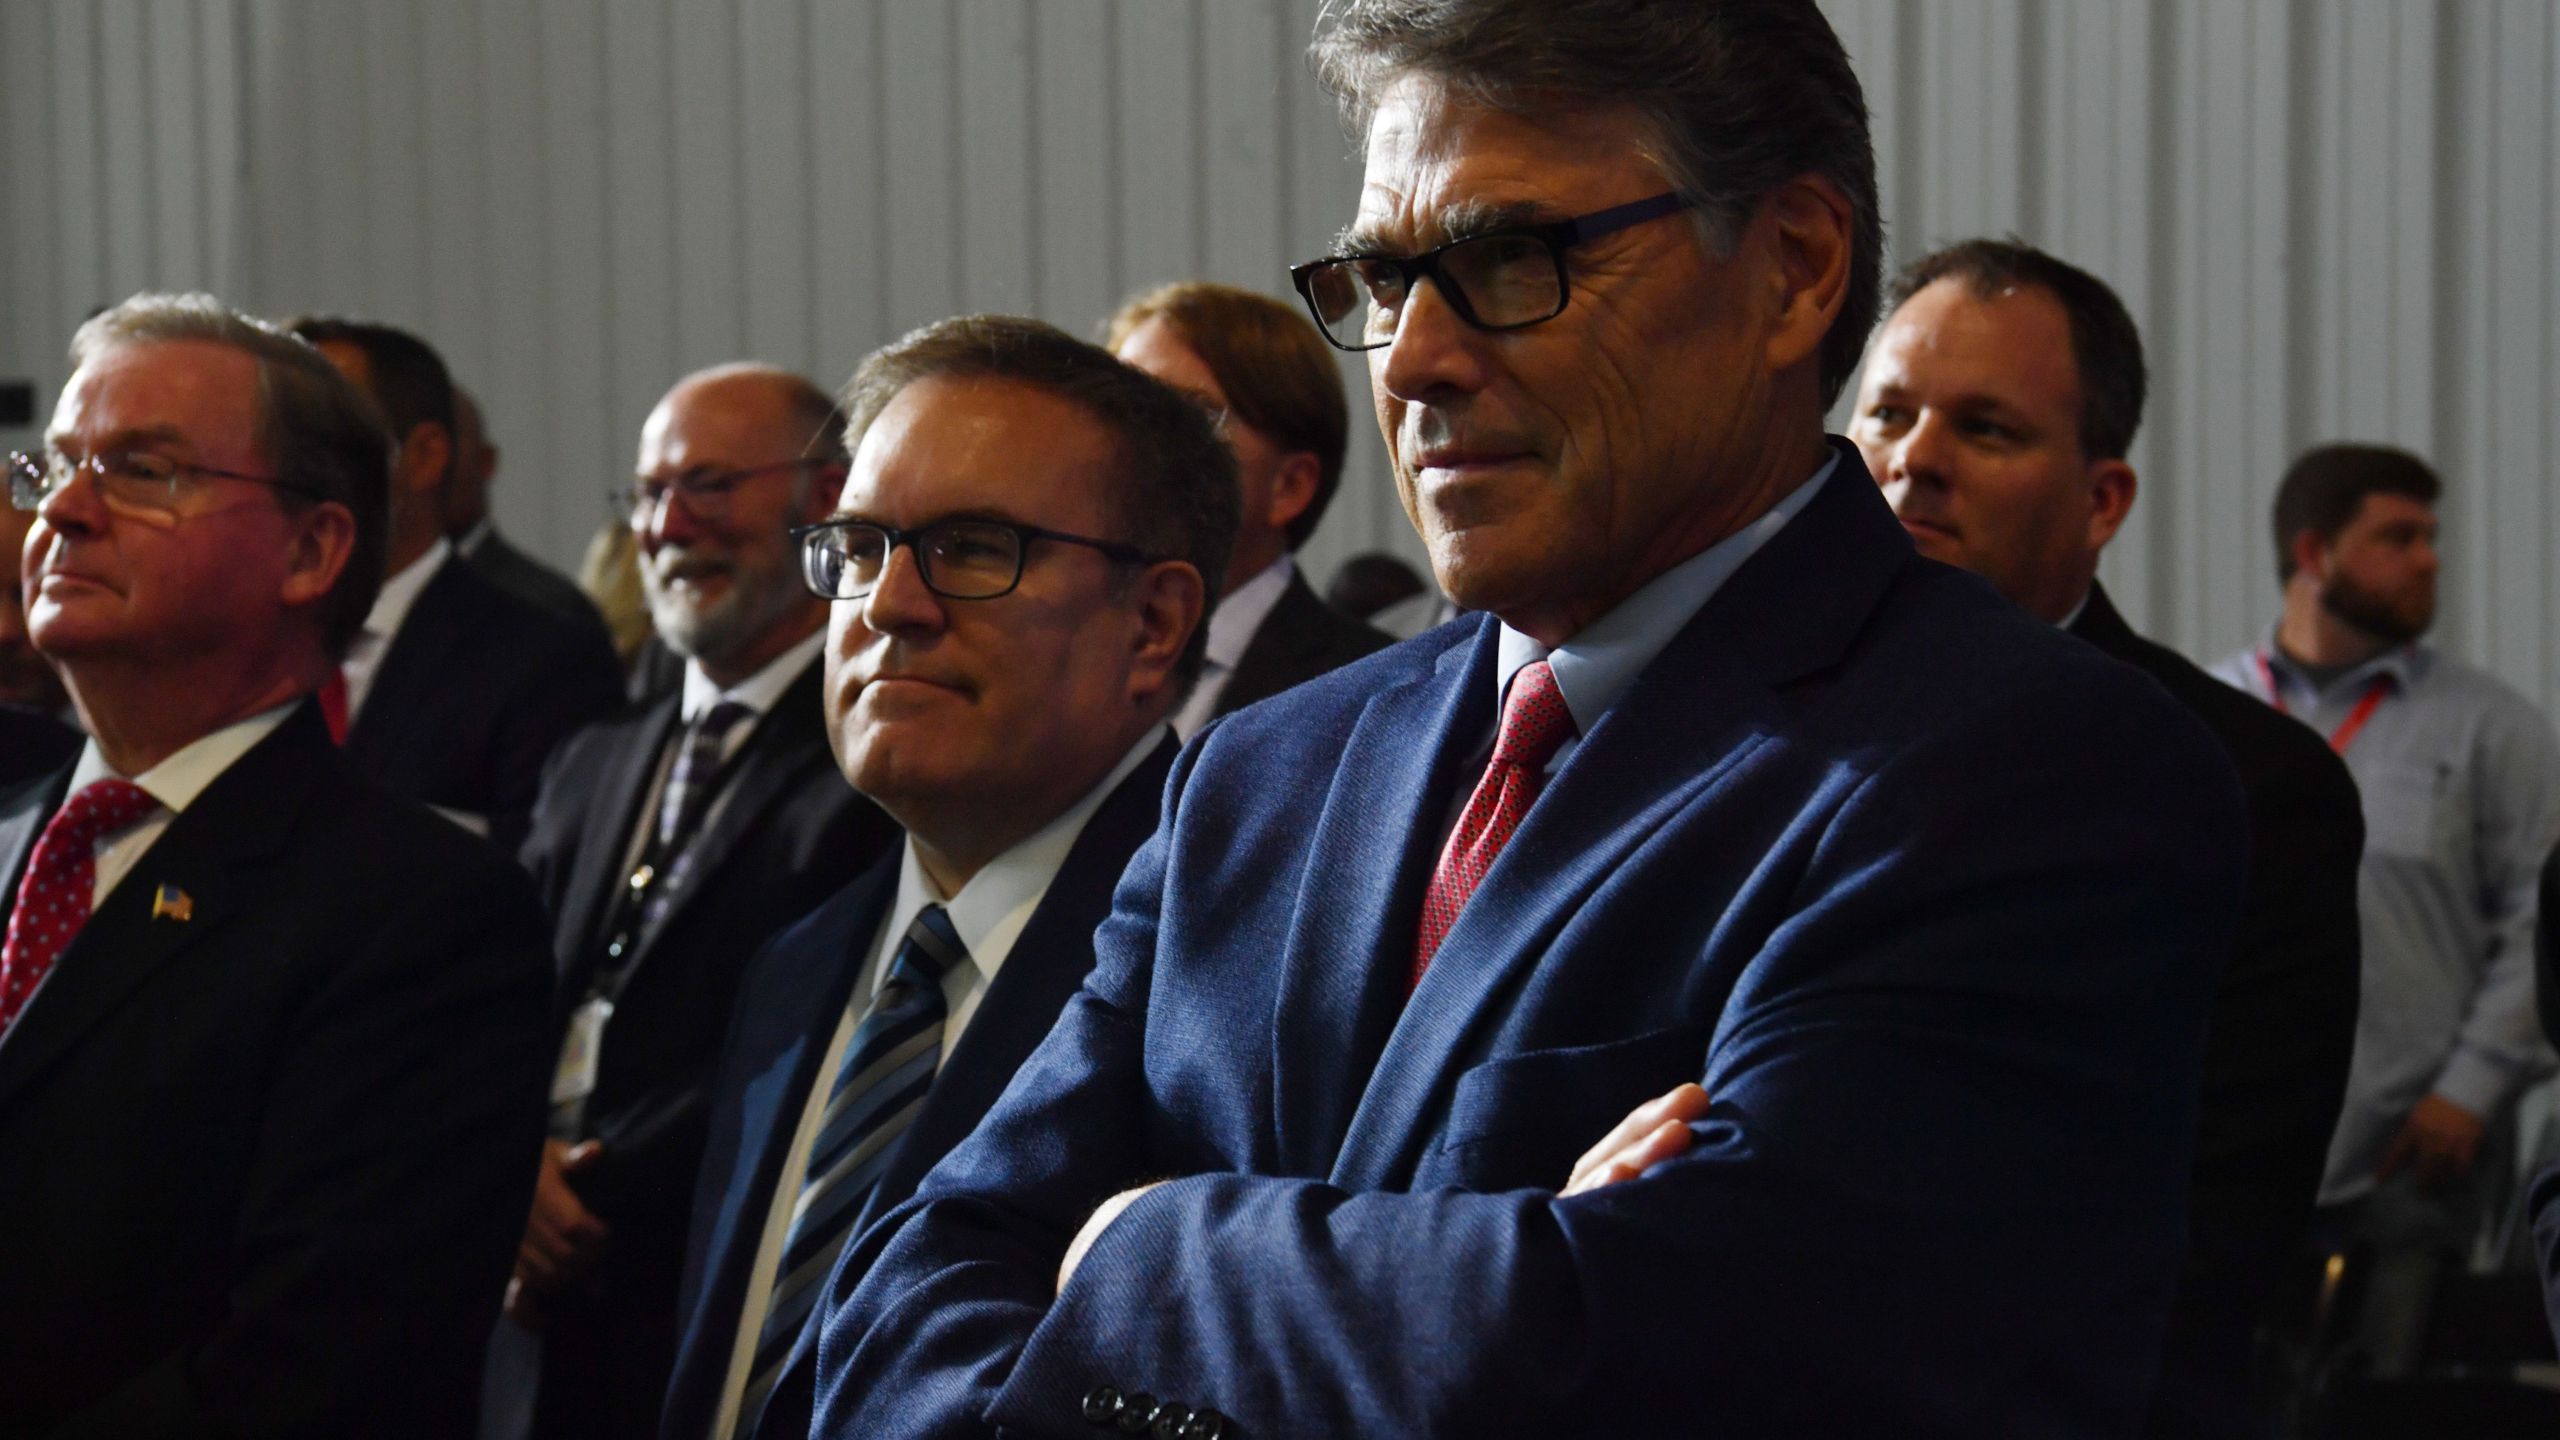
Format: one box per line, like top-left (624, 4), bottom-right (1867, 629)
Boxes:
top-left (72, 294), bottom-right (391, 657)
top-left (1312, 0), bottom-right (1882, 409)
top-left (842, 315), bottom-right (1240, 686)
top-left (1106, 282), bottom-right (1350, 551)
top-left (2271, 444), bottom-right (2442, 583)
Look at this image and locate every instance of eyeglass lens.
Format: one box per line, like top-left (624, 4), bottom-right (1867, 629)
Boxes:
top-left (805, 520), bottom-right (1025, 601)
top-left (1305, 234), bottom-right (1565, 348)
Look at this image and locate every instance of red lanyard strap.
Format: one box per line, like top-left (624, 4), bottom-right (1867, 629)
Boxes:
top-left (2257, 650), bottom-right (2392, 754)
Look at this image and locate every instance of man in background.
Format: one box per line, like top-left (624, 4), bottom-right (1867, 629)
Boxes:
top-left (666, 317), bottom-right (1229, 1440)
top-left (0, 494), bottom-right (78, 782)
top-left (291, 317), bottom-right (623, 851)
top-left (498, 364), bottom-right (898, 1439)
top-left (1108, 282), bottom-right (1388, 734)
top-left (0, 291), bottom-right (550, 1436)
top-left (2215, 445), bottom-right (2560, 1375)
top-left (447, 384), bottom-right (611, 633)
top-left (1850, 237), bottom-right (2364, 1433)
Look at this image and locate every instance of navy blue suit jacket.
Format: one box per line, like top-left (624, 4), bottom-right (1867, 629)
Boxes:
top-left (816, 457), bottom-right (2252, 1438)
top-left (664, 736), bottom-right (1176, 1440)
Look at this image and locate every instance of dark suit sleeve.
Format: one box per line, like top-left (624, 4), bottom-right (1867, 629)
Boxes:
top-left (486, 627), bottom-right (626, 859)
top-left (815, 680), bottom-right (2248, 1438)
top-left (44, 855), bottom-right (553, 1440)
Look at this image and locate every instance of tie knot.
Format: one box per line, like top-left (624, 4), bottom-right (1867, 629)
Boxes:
top-left (690, 699), bottom-right (755, 744)
top-left (56, 778), bottom-right (158, 842)
top-left (891, 904), bottom-right (967, 988)
top-left (1490, 660), bottom-right (1574, 771)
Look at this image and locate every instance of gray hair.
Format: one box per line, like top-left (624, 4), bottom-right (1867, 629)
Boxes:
top-left (1311, 0), bottom-right (1883, 408)
top-left (72, 293), bottom-right (392, 658)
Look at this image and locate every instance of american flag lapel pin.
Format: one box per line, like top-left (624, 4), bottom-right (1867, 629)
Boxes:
top-left (151, 884), bottom-right (194, 923)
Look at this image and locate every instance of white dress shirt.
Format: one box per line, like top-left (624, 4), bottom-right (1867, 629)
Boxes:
top-left (709, 724), bottom-right (1167, 1439)
top-left (1169, 555), bottom-right (1296, 741)
top-left (65, 702), bottom-right (297, 908)
top-left (340, 538), bottom-right (452, 723)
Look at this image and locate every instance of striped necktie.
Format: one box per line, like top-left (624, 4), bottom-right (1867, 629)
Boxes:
top-left (658, 700), bottom-right (754, 851)
top-left (736, 903), bottom-right (966, 1432)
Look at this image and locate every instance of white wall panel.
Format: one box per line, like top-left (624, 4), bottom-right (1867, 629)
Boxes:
top-left (4, 0), bottom-right (2554, 718)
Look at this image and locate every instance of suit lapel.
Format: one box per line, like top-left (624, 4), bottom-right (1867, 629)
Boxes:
top-left (343, 560), bottom-right (474, 763)
top-left (558, 697), bottom-right (680, 975)
top-left (0, 705), bottom-right (328, 1116)
top-left (632, 664), bottom-right (832, 959)
top-left (1221, 574), bottom-right (1324, 714)
top-left (1328, 452), bottom-right (1914, 1189)
top-left (856, 738), bottom-right (1178, 1233)
top-left (0, 768), bottom-right (65, 904)
top-left (1270, 622), bottom-right (1492, 1175)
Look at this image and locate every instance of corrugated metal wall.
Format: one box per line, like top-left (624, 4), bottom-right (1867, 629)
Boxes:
top-left (4, 0), bottom-right (2554, 713)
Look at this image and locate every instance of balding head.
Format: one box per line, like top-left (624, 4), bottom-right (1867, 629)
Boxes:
top-left (630, 363), bottom-right (848, 686)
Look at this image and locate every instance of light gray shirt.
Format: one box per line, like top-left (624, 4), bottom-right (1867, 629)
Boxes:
top-left (2212, 637), bottom-right (2560, 1202)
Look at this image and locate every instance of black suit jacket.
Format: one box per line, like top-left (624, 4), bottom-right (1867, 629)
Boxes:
top-left (0, 702), bottom-right (553, 1439)
top-left (1215, 568), bottom-right (1393, 718)
top-left (0, 703), bottom-right (79, 787)
top-left (343, 556), bottom-right (624, 855)
top-left (661, 735), bottom-right (1176, 1440)
top-left (2070, 582), bottom-right (2364, 1435)
top-left (464, 527), bottom-right (612, 640)
top-left (511, 659), bottom-right (897, 1430)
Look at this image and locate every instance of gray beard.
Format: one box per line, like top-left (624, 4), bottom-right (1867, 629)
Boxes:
top-left (646, 568), bottom-right (801, 669)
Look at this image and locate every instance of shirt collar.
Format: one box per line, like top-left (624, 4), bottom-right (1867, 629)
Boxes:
top-left (364, 537), bottom-right (453, 646)
top-left (1495, 451), bottom-right (1838, 731)
top-left (1203, 556), bottom-right (1296, 671)
top-left (2257, 625), bottom-right (2428, 698)
top-left (2054, 588), bottom-right (2092, 632)
top-left (882, 723), bottom-right (1167, 992)
top-left (66, 700), bottom-right (299, 815)
top-left (680, 628), bottom-right (827, 723)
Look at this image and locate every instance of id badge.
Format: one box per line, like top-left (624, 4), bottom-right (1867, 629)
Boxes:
top-left (551, 995), bottom-right (614, 1106)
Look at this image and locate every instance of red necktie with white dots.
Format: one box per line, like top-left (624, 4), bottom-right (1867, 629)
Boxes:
top-left (1413, 659), bottom-right (1575, 990)
top-left (0, 778), bottom-right (160, 1035)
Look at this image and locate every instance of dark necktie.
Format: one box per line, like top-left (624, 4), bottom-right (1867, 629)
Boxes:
top-left (737, 903), bottom-right (966, 1432)
top-left (1413, 659), bottom-right (1574, 988)
top-left (0, 778), bottom-right (161, 1034)
top-left (659, 700), bottom-right (755, 851)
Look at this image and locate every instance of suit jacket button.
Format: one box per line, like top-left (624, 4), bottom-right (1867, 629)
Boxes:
top-left (1148, 1402), bottom-right (1193, 1438)
top-left (1082, 1385), bottom-right (1123, 1424)
top-left (1181, 1410), bottom-right (1230, 1440)
top-left (1115, 1392), bottom-right (1159, 1433)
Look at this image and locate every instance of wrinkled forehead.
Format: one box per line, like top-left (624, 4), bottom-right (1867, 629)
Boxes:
top-left (51, 339), bottom-right (264, 461)
top-left (1350, 75), bottom-right (1673, 250)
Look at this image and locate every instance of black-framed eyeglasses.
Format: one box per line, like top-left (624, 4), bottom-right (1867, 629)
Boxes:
top-left (614, 458), bottom-right (840, 525)
top-left (9, 447), bottom-right (317, 516)
top-left (792, 515), bottom-right (1161, 602)
top-left (1288, 191), bottom-right (1698, 353)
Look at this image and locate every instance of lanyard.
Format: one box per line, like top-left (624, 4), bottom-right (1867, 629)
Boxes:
top-left (2255, 650), bottom-right (2393, 755)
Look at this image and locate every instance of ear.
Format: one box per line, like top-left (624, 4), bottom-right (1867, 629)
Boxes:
top-left (2287, 526), bottom-right (2329, 584)
top-left (278, 501), bottom-right (358, 612)
top-left (399, 421), bottom-right (453, 499)
top-left (1124, 559), bottom-right (1208, 708)
top-left (2084, 459), bottom-right (2138, 552)
top-left (1264, 451), bottom-right (1323, 535)
top-left (1758, 173), bottom-right (1856, 379)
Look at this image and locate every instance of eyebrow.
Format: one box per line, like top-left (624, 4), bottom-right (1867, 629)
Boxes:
top-left (1334, 197), bottom-right (1560, 256)
top-left (824, 504), bottom-right (1036, 529)
top-left (42, 423), bottom-right (189, 453)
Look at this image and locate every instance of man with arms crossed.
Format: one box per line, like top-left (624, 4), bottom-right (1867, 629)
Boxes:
top-left (0, 293), bottom-right (551, 1436)
top-left (816, 2), bottom-right (2249, 1435)
top-left (666, 318), bottom-right (1230, 1440)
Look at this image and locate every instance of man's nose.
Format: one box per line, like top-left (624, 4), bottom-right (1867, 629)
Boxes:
top-left (858, 543), bottom-right (948, 637)
top-left (1376, 279), bottom-right (1494, 407)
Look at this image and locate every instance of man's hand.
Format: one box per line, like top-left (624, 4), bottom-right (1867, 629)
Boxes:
top-left (1058, 1181), bottom-right (1165, 1295)
top-left (511, 1138), bottom-right (612, 1316)
top-left (1562, 1084), bottom-right (1712, 1197)
top-left (2376, 1093), bottom-right (2487, 1190)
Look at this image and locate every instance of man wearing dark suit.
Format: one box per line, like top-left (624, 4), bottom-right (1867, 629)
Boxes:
top-left (1848, 238), bottom-right (2365, 1436)
top-left (815, 5), bottom-right (2249, 1436)
top-left (448, 384), bottom-right (613, 634)
top-left (664, 317), bottom-right (1231, 1440)
top-left (1109, 282), bottom-right (1390, 735)
top-left (0, 292), bottom-right (551, 1437)
top-left (291, 318), bottom-right (624, 853)
top-left (0, 704), bottom-right (78, 786)
top-left (497, 365), bottom-right (898, 1439)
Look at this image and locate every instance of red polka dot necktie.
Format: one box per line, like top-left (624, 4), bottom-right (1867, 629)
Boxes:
top-left (0, 778), bottom-right (160, 1035)
top-left (1413, 659), bottom-right (1575, 990)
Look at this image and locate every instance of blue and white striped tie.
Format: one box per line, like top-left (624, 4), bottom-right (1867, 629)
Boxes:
top-left (735, 903), bottom-right (964, 1433)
